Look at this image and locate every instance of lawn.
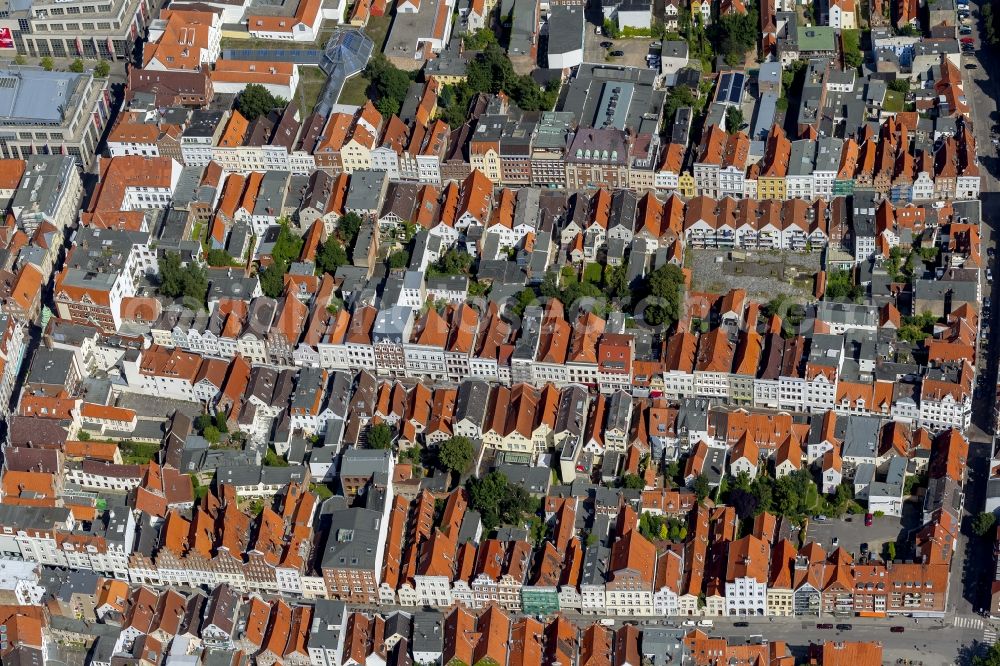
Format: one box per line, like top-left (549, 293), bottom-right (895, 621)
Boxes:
top-left (365, 13), bottom-right (393, 50)
top-left (884, 89), bottom-right (904, 112)
top-left (338, 73), bottom-right (370, 105)
top-left (583, 262), bottom-right (603, 284)
top-left (296, 66), bottom-right (328, 114)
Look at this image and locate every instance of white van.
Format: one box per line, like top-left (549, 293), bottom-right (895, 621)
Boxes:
top-left (698, 620), bottom-right (714, 628)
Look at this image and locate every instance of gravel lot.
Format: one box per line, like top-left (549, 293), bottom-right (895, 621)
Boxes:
top-left (688, 248), bottom-right (821, 301)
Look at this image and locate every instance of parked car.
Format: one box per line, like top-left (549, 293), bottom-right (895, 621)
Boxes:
top-left (682, 620), bottom-right (697, 626)
top-left (698, 620), bottom-right (714, 628)
top-left (831, 537), bottom-right (839, 548)
top-left (610, 50), bottom-right (625, 57)
top-left (734, 621), bottom-right (750, 627)
top-left (961, 26), bottom-right (973, 34)
top-left (988, 268), bottom-right (993, 282)
top-left (865, 513), bottom-right (873, 526)
top-left (600, 40), bottom-right (613, 48)
top-left (836, 624), bottom-right (853, 631)
top-left (891, 626), bottom-right (905, 633)
top-left (860, 542), bottom-right (869, 554)
top-left (966, 63), bottom-right (978, 69)
top-left (988, 248), bottom-right (995, 260)
top-left (817, 623), bottom-right (834, 629)
top-left (961, 37), bottom-right (975, 44)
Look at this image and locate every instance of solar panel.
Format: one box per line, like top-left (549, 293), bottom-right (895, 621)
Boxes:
top-left (729, 73), bottom-right (745, 103)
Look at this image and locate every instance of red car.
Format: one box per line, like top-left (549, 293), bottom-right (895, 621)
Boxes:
top-left (864, 513), bottom-right (873, 526)
top-left (961, 37), bottom-right (975, 44)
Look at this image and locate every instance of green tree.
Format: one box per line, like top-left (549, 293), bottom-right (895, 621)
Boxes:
top-left (263, 447), bottom-right (288, 467)
top-left (363, 53), bottom-right (413, 117)
top-left (605, 264), bottom-right (629, 300)
top-left (511, 288), bottom-right (536, 317)
top-left (463, 44), bottom-right (558, 112)
top-left (206, 249), bottom-right (236, 266)
top-left (824, 269), bottom-right (862, 302)
top-left (214, 411), bottom-right (229, 432)
top-left (841, 29), bottom-right (863, 69)
top-left (203, 426), bottom-right (221, 444)
top-left (887, 78), bottom-right (909, 94)
top-left (540, 270), bottom-right (561, 299)
top-left (237, 83), bottom-right (281, 121)
top-left (430, 248), bottom-right (473, 276)
top-left (620, 473), bottom-right (645, 490)
top-left (884, 541), bottom-right (896, 560)
top-left (974, 641), bottom-right (1000, 666)
top-left (663, 84), bottom-right (698, 125)
top-left (974, 511), bottom-right (998, 537)
top-left (40, 56), bottom-right (54, 71)
top-left (94, 60), bottom-right (110, 78)
top-left (337, 212), bottom-right (364, 247)
top-left (69, 58), bottom-right (84, 73)
top-left (259, 262), bottom-right (287, 298)
top-left (692, 475), bottom-right (710, 502)
top-left (316, 238), bottom-right (348, 274)
top-left (467, 471), bottom-right (539, 532)
top-left (158, 252), bottom-right (208, 304)
top-left (712, 10), bottom-right (758, 64)
top-left (194, 413), bottom-right (213, 433)
top-left (388, 249), bottom-right (410, 270)
top-left (642, 263), bottom-right (685, 326)
top-left (725, 106), bottom-right (744, 134)
top-left (463, 27), bottom-right (497, 50)
top-left (271, 220), bottom-right (305, 266)
top-left (438, 83), bottom-right (475, 127)
top-left (368, 423), bottom-right (393, 450)
top-left (438, 436), bottom-right (474, 473)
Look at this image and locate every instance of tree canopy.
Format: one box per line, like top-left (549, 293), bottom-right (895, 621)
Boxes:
top-left (712, 10), bottom-right (758, 65)
top-left (620, 473), bottom-right (645, 490)
top-left (841, 29), bottom-right (863, 69)
top-left (438, 44), bottom-right (559, 127)
top-left (974, 511), bottom-right (997, 538)
top-left (237, 84), bottom-right (282, 121)
top-left (824, 269), bottom-right (863, 302)
top-left (337, 212), bottom-right (364, 248)
top-left (438, 436), bottom-right (474, 474)
top-left (363, 54), bottom-right (413, 117)
top-left (467, 471), bottom-right (539, 532)
top-left (642, 263), bottom-right (685, 326)
top-left (725, 106), bottom-right (744, 134)
top-left (159, 252), bottom-right (208, 304)
top-left (316, 238), bottom-right (348, 275)
top-left (368, 423), bottom-right (393, 450)
top-left (206, 249), bottom-right (237, 267)
top-left (428, 248), bottom-right (473, 276)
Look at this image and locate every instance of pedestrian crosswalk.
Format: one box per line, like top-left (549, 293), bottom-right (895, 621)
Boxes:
top-left (954, 616), bottom-right (985, 630)
top-left (984, 627), bottom-right (998, 645)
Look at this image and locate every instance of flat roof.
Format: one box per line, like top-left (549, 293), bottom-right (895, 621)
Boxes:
top-left (0, 68), bottom-right (86, 124)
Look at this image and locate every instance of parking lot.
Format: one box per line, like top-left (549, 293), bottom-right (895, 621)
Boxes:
top-left (804, 500), bottom-right (923, 560)
top-left (582, 25), bottom-right (659, 70)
